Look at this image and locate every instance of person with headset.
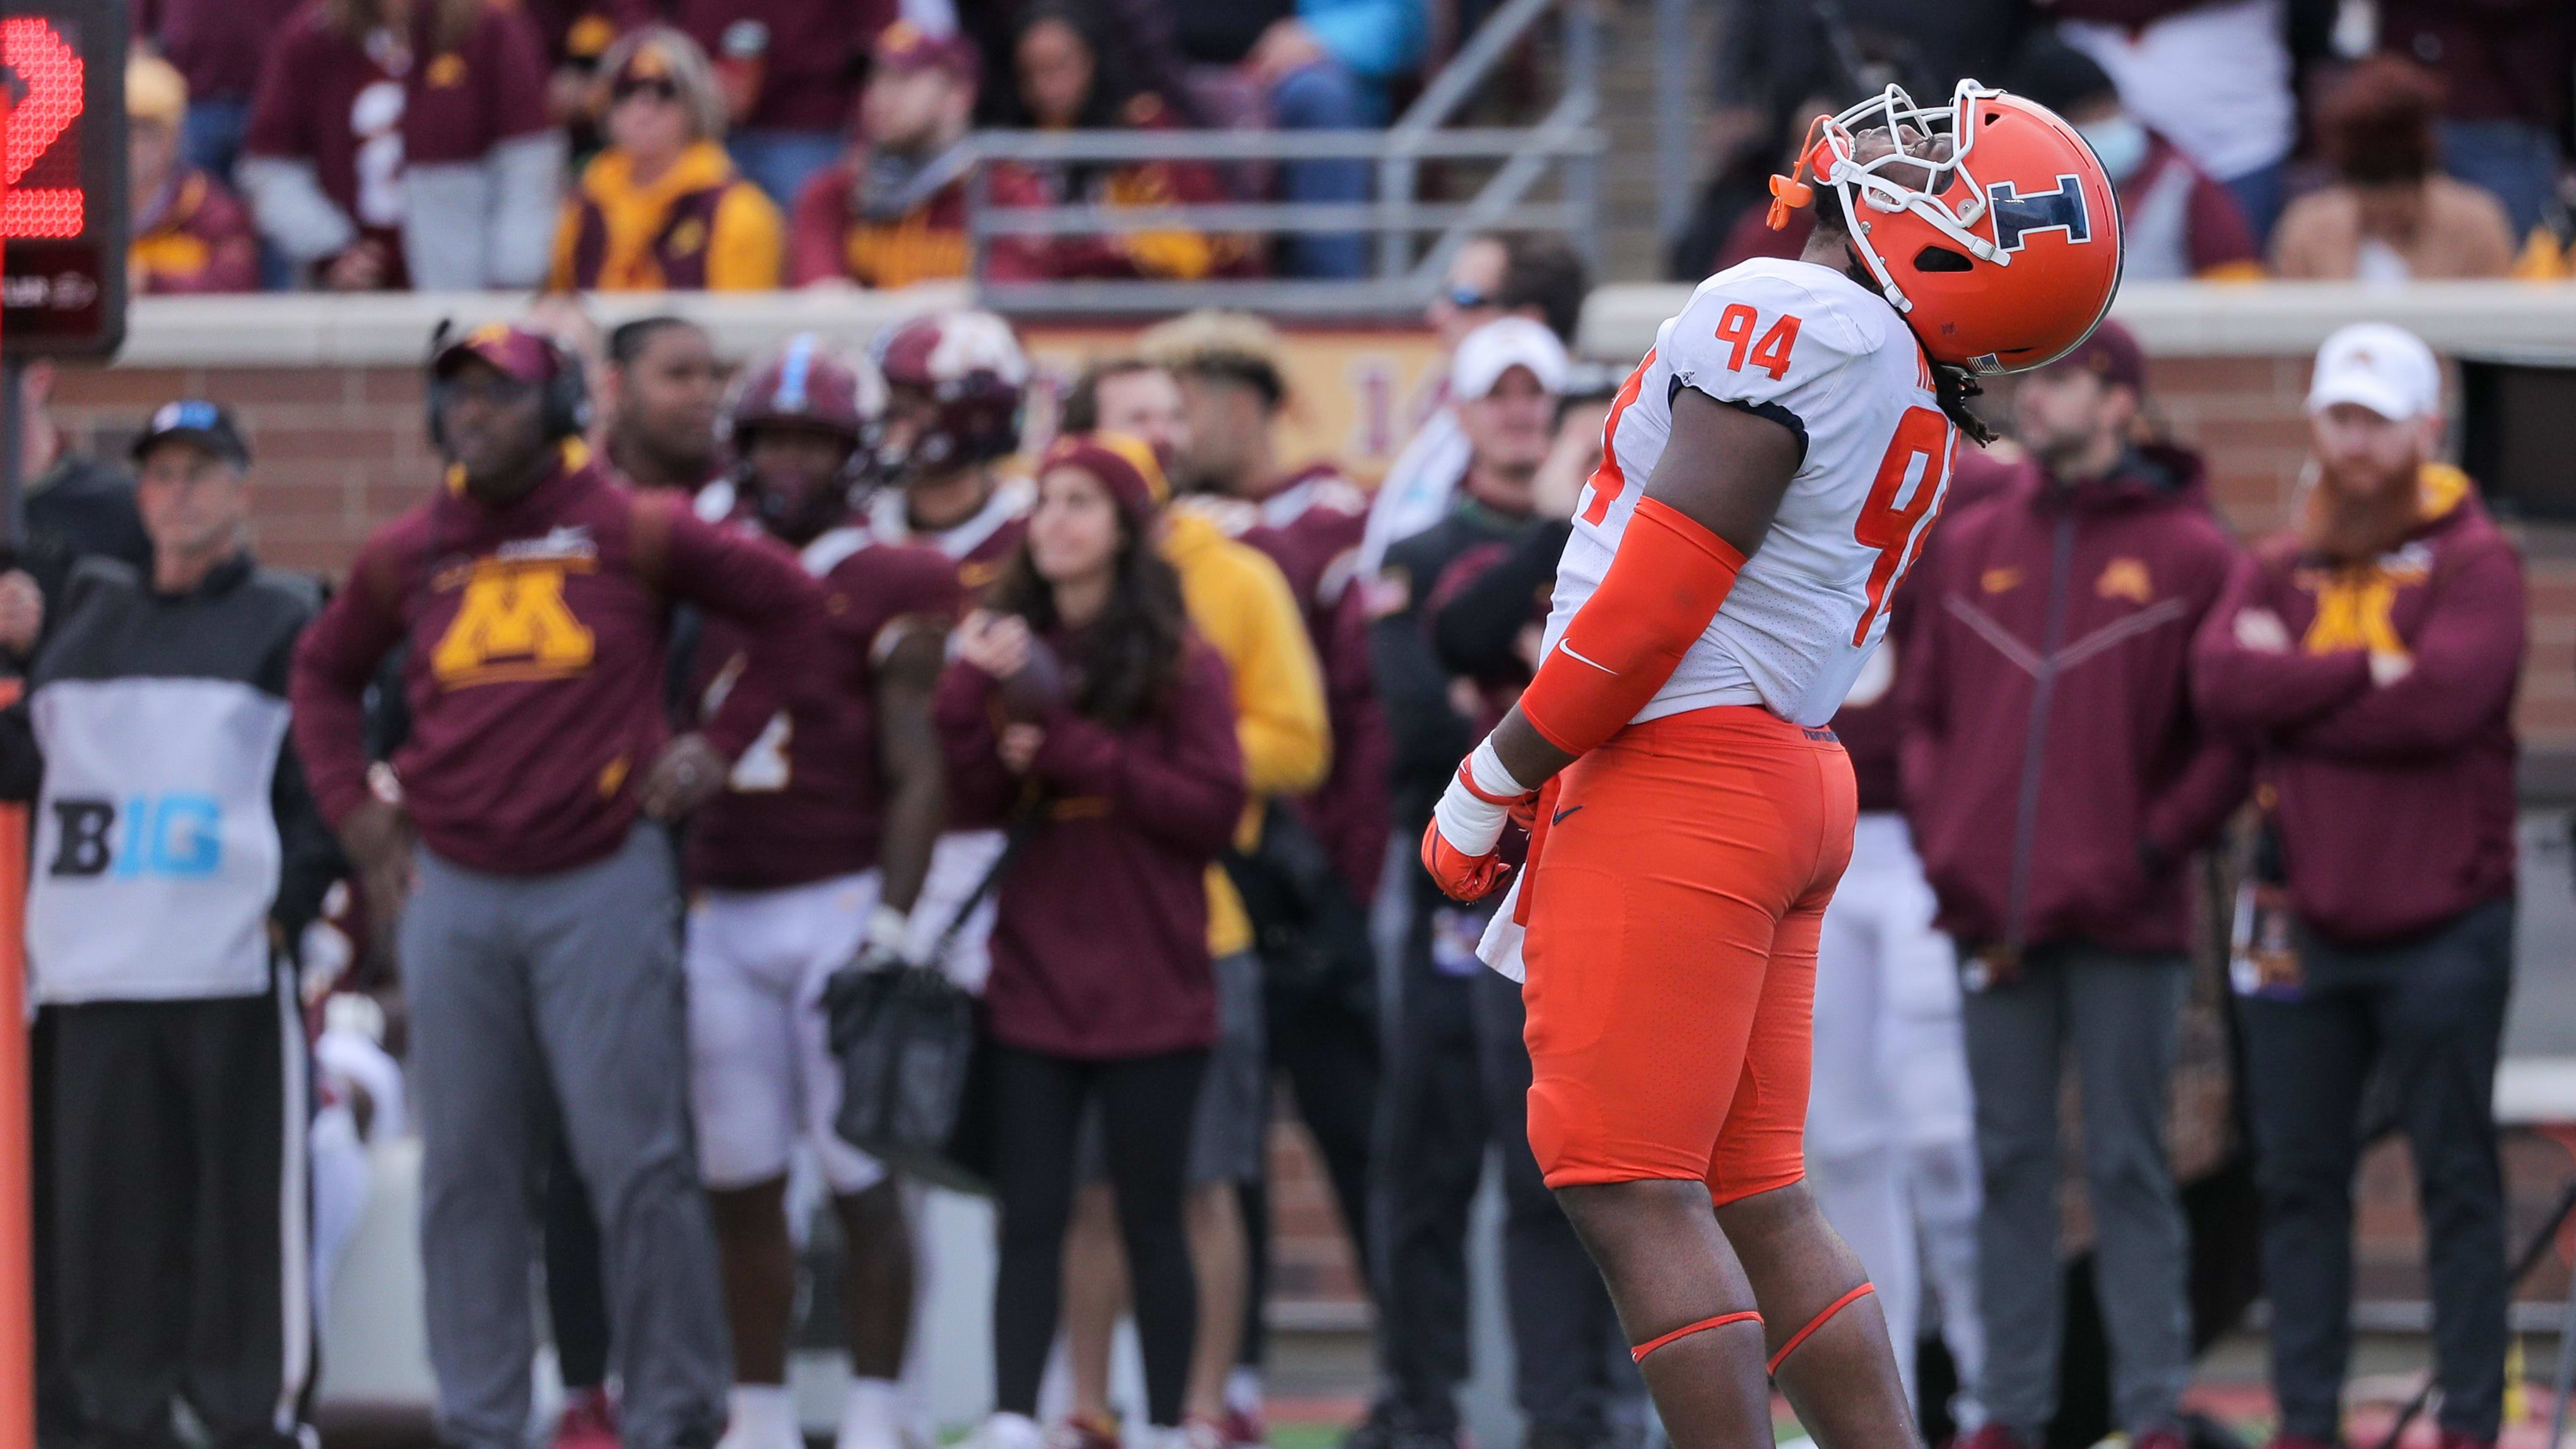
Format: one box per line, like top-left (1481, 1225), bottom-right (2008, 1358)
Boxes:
top-left (289, 323), bottom-right (826, 1449)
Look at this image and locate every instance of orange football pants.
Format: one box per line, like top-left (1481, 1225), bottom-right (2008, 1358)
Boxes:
top-left (1520, 705), bottom-right (1857, 1203)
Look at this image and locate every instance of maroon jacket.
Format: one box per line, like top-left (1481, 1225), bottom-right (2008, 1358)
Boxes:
top-left (1900, 446), bottom-right (2250, 954)
top-left (245, 0), bottom-right (553, 266)
top-left (137, 0), bottom-right (305, 103)
top-left (1831, 446), bottom-right (2014, 813)
top-left (936, 636), bottom-right (1247, 1060)
top-left (686, 527), bottom-right (964, 891)
top-left (668, 0), bottom-right (889, 132)
top-left (2192, 476), bottom-right (2523, 945)
top-left (291, 449), bottom-right (824, 877)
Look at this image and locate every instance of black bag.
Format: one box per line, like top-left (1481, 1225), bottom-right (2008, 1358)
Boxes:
top-left (826, 840), bottom-right (1015, 1195)
top-left (1220, 802), bottom-right (1379, 1023)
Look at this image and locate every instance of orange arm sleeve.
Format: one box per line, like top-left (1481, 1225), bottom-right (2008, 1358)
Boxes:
top-left (1517, 496), bottom-right (1746, 757)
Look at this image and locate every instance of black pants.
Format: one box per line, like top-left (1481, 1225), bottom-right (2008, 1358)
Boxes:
top-left (992, 1044), bottom-right (1208, 1427)
top-left (50, 983), bottom-right (310, 1449)
top-left (1470, 969), bottom-right (1638, 1443)
top-left (1376, 880), bottom-right (1629, 1436)
top-left (2242, 899), bottom-right (2514, 1443)
top-left (1240, 961), bottom-right (1383, 1366)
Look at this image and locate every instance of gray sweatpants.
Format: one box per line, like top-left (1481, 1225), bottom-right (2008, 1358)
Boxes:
top-left (403, 826), bottom-right (729, 1449)
top-left (1961, 943), bottom-right (2190, 1441)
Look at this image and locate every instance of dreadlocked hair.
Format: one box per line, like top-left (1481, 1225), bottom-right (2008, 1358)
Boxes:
top-left (1812, 203), bottom-right (1998, 445)
top-left (1931, 362), bottom-right (1997, 446)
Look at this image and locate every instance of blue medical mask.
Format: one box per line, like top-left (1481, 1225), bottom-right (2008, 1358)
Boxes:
top-left (2077, 115), bottom-right (2149, 186)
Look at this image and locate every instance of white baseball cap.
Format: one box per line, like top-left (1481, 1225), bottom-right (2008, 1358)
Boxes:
top-left (1451, 316), bottom-right (1568, 401)
top-left (2306, 322), bottom-right (2441, 422)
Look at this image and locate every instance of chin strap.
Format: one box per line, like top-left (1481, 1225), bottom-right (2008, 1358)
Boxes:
top-left (1766, 1282), bottom-right (1877, 1376)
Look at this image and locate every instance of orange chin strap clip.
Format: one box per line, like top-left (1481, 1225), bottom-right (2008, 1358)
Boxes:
top-left (1765, 116), bottom-right (1828, 230)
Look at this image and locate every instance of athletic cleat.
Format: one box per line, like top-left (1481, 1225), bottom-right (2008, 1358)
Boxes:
top-left (1047, 1412), bottom-right (1122, 1449)
top-left (1217, 1407), bottom-right (1266, 1449)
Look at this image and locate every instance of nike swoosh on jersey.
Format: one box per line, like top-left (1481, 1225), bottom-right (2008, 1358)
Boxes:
top-left (1552, 805), bottom-right (1585, 825)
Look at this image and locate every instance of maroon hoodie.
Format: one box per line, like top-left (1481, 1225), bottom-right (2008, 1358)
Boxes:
top-left (2192, 470), bottom-right (2523, 945)
top-left (291, 447), bottom-right (825, 876)
top-left (936, 635), bottom-right (1248, 1060)
top-left (1900, 444), bottom-right (2250, 954)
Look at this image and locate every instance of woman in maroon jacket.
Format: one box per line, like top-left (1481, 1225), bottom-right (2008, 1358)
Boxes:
top-left (935, 432), bottom-right (1247, 1449)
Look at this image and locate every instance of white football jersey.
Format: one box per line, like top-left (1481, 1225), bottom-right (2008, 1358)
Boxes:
top-left (1543, 258), bottom-right (1958, 728)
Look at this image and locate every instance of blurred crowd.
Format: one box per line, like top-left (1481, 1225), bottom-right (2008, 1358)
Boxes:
top-left (125, 0), bottom-right (1442, 297)
top-left (126, 0), bottom-right (2576, 300)
top-left (11, 227), bottom-right (2544, 1449)
top-left (1678, 0), bottom-right (2576, 283)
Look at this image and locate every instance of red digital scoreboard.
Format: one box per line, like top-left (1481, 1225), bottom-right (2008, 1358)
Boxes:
top-left (0, 0), bottom-right (124, 357)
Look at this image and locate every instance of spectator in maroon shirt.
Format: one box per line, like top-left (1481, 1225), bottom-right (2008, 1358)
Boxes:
top-left (1903, 322), bottom-right (2249, 1449)
top-left (664, 0), bottom-right (891, 209)
top-left (238, 0), bottom-right (562, 291)
top-left (290, 325), bottom-right (824, 1449)
top-left (985, 0), bottom-right (1256, 282)
top-left (134, 0), bottom-right (302, 180)
top-left (788, 23), bottom-right (979, 291)
top-left (937, 434), bottom-right (1247, 1449)
top-left (127, 54), bottom-right (259, 295)
top-left (2194, 324), bottom-right (2524, 1449)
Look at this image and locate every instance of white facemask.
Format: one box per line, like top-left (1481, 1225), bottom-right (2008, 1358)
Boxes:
top-left (2077, 114), bottom-right (2150, 186)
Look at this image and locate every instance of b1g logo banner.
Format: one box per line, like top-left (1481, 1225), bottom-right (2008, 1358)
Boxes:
top-left (49, 793), bottom-right (224, 878)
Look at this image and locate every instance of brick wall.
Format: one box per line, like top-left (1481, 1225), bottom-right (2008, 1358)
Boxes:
top-left (48, 345), bottom-right (2576, 769)
top-left (40, 320), bottom-right (2575, 1322)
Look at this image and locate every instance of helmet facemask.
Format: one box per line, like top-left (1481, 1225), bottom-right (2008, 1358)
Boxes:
top-left (1790, 81), bottom-right (2017, 321)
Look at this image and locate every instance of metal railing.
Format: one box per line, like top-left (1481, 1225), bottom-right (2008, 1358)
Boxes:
top-left (880, 0), bottom-right (1603, 318)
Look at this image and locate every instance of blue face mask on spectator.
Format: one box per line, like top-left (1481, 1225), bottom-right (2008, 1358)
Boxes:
top-left (2077, 114), bottom-right (2149, 186)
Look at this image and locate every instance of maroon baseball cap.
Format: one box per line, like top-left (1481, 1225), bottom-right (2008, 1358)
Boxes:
top-left (872, 20), bottom-right (978, 85)
top-left (432, 322), bottom-right (564, 386)
top-left (2044, 318), bottom-right (2146, 393)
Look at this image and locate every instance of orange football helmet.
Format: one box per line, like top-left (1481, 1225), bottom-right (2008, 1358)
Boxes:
top-left (1768, 81), bottom-right (2123, 374)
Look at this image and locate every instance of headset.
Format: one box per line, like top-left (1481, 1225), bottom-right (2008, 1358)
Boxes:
top-left (424, 320), bottom-right (594, 454)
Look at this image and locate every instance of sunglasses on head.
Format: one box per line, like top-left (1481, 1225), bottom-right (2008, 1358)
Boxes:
top-left (613, 76), bottom-right (681, 104)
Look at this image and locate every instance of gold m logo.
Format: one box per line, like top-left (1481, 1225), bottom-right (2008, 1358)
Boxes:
top-left (430, 561), bottom-right (597, 685)
top-left (2302, 573), bottom-right (2404, 656)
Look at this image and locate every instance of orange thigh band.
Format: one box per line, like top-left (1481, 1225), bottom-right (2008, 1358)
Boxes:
top-left (1519, 706), bottom-right (1857, 1202)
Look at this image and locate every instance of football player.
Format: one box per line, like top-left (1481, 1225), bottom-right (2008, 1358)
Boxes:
top-left (862, 309), bottom-right (1038, 992)
top-left (681, 336), bottom-right (964, 1449)
top-left (1421, 84), bottom-right (2122, 1448)
top-left (867, 309), bottom-right (1036, 594)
